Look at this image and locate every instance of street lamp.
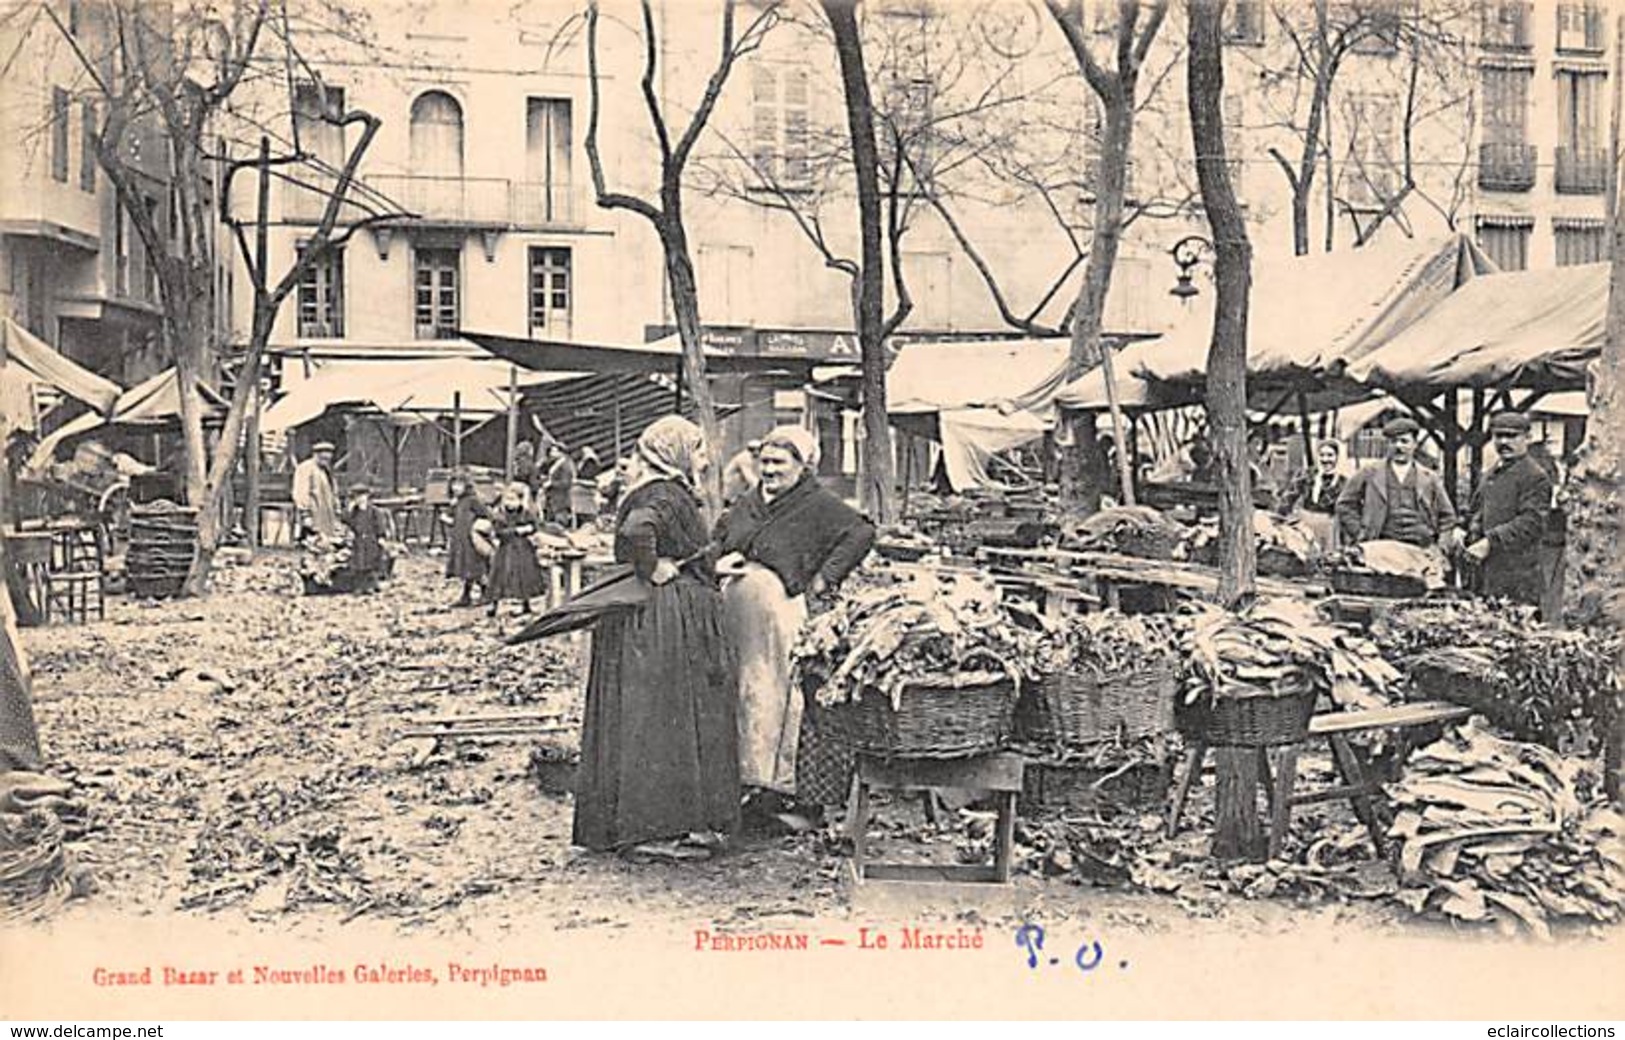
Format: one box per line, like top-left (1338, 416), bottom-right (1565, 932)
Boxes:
top-left (1169, 234), bottom-right (1214, 301)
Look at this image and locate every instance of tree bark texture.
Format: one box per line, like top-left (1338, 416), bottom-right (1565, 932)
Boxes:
top-left (660, 214), bottom-right (725, 515)
top-left (825, 0), bottom-right (897, 523)
top-left (1188, 0), bottom-right (1256, 611)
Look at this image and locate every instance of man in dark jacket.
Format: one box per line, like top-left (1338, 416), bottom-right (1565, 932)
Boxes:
top-left (1460, 410), bottom-right (1553, 609)
top-left (1335, 416), bottom-right (1458, 549)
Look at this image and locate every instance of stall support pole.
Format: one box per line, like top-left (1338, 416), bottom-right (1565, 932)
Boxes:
top-left (1469, 388), bottom-right (1487, 496)
top-left (1296, 391), bottom-right (1314, 464)
top-left (505, 365), bottom-right (519, 483)
top-left (390, 425), bottom-right (403, 494)
top-left (613, 384), bottom-right (624, 461)
top-left (675, 361), bottom-right (685, 414)
top-left (1099, 339), bottom-right (1136, 507)
top-left (452, 391), bottom-right (464, 470)
top-left (245, 380), bottom-right (261, 549)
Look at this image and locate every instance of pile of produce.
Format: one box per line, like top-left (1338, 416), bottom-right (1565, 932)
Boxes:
top-left (1389, 721), bottom-right (1625, 938)
top-left (1188, 513), bottom-right (1322, 573)
top-left (0, 810), bottom-right (68, 923)
top-left (1059, 505), bottom-right (1190, 561)
top-left (1030, 611), bottom-right (1180, 677)
top-left (1180, 599), bottom-right (1398, 711)
top-left (1333, 539), bottom-right (1448, 590)
top-left (792, 567), bottom-right (1029, 709)
top-left (1374, 600), bottom-right (1620, 752)
top-left (298, 536), bottom-right (354, 587)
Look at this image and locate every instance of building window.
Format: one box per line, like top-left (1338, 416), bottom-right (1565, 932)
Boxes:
top-left (750, 64), bottom-right (810, 188)
top-left (1481, 1), bottom-right (1533, 51)
top-left (79, 100), bottom-right (96, 192)
top-left (1555, 221), bottom-right (1607, 266)
top-left (294, 83), bottom-right (346, 166)
top-left (296, 242), bottom-right (344, 338)
top-left (113, 198), bottom-right (129, 294)
top-left (414, 247), bottom-right (459, 339)
top-left (51, 88), bottom-right (70, 182)
top-left (1349, 2), bottom-right (1401, 55)
top-left (1224, 0), bottom-right (1265, 44)
top-left (67, 0), bottom-right (81, 35)
top-left (527, 247), bottom-right (571, 338)
top-left (1342, 93), bottom-right (1401, 207)
top-left (1555, 71), bottom-right (1607, 194)
top-left (410, 90), bottom-right (464, 178)
top-left (523, 98), bottom-right (573, 225)
top-left (1477, 218), bottom-right (1532, 271)
top-left (1479, 67), bottom-right (1534, 191)
top-left (1557, 2), bottom-right (1605, 53)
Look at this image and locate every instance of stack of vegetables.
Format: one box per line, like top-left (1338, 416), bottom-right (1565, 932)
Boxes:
top-left (1029, 611), bottom-right (1181, 680)
top-left (1059, 505), bottom-right (1191, 561)
top-left (792, 567), bottom-right (1029, 710)
top-left (1181, 599), bottom-right (1399, 713)
top-left (1389, 721), bottom-right (1625, 938)
top-left (1374, 600), bottom-right (1620, 753)
top-left (1187, 513), bottom-right (1323, 575)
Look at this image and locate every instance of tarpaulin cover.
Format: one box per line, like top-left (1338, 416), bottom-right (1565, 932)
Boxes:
top-left (1139, 233), bottom-right (1493, 388)
top-left (886, 338), bottom-right (1072, 417)
top-left (26, 369), bottom-right (227, 471)
top-left (261, 357), bottom-right (579, 432)
top-left (464, 330), bottom-right (824, 377)
top-left (1, 317), bottom-right (123, 420)
top-left (936, 408), bottom-right (1051, 492)
top-left (1349, 263), bottom-right (1606, 393)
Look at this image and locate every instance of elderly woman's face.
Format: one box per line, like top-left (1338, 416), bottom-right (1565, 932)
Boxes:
top-left (758, 444), bottom-right (805, 493)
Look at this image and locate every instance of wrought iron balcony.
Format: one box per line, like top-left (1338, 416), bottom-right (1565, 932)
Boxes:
top-left (283, 174), bottom-right (578, 229)
top-left (1478, 142), bottom-right (1536, 192)
top-left (1555, 146), bottom-right (1609, 194)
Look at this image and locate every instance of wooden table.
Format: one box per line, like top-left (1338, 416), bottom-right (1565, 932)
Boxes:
top-left (982, 546), bottom-right (1312, 608)
top-left (850, 753), bottom-right (1024, 885)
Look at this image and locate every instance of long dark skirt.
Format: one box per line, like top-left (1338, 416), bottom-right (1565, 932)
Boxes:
top-left (573, 576), bottom-right (741, 850)
top-left (488, 537), bottom-right (545, 601)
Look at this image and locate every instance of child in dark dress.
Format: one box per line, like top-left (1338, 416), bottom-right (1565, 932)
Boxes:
top-left (444, 471), bottom-right (489, 607)
top-left (344, 484), bottom-right (390, 593)
top-left (486, 482), bottom-right (546, 617)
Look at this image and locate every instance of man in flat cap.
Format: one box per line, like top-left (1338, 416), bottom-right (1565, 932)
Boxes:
top-left (292, 440), bottom-right (342, 543)
top-left (1336, 415), bottom-right (1458, 550)
top-left (1458, 409), bottom-right (1554, 609)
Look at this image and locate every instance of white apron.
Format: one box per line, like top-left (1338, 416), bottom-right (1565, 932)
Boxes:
top-left (723, 563), bottom-right (808, 793)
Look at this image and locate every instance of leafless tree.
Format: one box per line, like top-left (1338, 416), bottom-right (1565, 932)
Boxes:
top-left (582, 0), bottom-right (782, 511)
top-left (43, 0), bottom-right (401, 593)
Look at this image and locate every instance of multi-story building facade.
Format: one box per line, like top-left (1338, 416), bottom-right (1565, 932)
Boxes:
top-left (226, 0), bottom-right (1607, 479)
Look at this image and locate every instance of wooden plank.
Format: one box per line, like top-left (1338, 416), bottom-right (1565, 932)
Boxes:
top-left (1309, 701), bottom-right (1471, 736)
top-left (857, 753), bottom-right (1025, 793)
top-left (862, 863), bottom-right (1002, 883)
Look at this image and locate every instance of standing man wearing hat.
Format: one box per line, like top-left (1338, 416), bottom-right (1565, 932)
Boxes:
top-left (1457, 410), bottom-right (1554, 610)
top-left (292, 441), bottom-right (343, 542)
top-left (1336, 416), bottom-right (1459, 550)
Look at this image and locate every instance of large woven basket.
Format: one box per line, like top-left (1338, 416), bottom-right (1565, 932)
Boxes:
top-left (1017, 662), bottom-right (1177, 749)
top-left (826, 671), bottom-right (1017, 759)
top-left (1181, 672), bottom-right (1317, 747)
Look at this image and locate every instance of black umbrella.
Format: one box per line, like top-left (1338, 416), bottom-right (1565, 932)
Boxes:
top-left (503, 564), bottom-right (649, 644)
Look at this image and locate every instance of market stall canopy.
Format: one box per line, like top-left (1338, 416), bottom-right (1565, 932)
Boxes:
top-left (887, 338), bottom-right (1073, 416)
top-left (936, 408), bottom-right (1051, 492)
top-left (262, 357), bottom-right (579, 433)
top-left (1348, 263), bottom-right (1605, 394)
top-left (1071, 233), bottom-right (1494, 413)
top-left (26, 368), bottom-right (226, 472)
top-left (463, 330), bottom-right (824, 377)
top-left (1, 317), bottom-right (123, 418)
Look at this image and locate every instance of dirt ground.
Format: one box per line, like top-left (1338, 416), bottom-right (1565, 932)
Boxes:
top-left (12, 551), bottom-right (1574, 947)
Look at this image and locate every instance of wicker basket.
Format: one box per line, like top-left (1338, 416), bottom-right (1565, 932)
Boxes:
top-left (1020, 757), bottom-right (1173, 815)
top-left (1016, 662), bottom-right (1176, 749)
top-left (1181, 672), bottom-right (1317, 747)
top-left (1257, 546), bottom-right (1313, 579)
top-left (826, 671), bottom-right (1017, 759)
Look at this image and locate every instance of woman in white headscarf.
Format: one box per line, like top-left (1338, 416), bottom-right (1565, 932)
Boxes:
top-left (713, 425), bottom-right (875, 823)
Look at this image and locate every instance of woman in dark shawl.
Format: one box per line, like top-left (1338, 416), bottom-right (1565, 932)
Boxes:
top-left (714, 425), bottom-right (875, 822)
top-left (444, 470), bottom-right (489, 607)
top-left (572, 416), bottom-right (740, 858)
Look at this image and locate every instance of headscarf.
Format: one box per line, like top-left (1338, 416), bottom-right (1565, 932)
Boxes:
top-left (762, 425), bottom-right (821, 470)
top-left (1310, 439), bottom-right (1350, 502)
top-left (636, 415), bottom-right (706, 486)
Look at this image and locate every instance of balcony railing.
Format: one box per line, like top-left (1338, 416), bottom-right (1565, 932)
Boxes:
top-left (283, 174), bottom-right (578, 229)
top-left (1478, 142), bottom-right (1537, 192)
top-left (1555, 146), bottom-right (1609, 194)
top-left (1481, 1), bottom-right (1533, 51)
top-left (1557, 2), bottom-right (1606, 53)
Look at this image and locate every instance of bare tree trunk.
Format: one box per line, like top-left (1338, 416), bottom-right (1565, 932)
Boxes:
top-left (825, 0), bottom-right (896, 523)
top-left (1191, 0), bottom-right (1260, 861)
top-left (661, 218), bottom-right (724, 515)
